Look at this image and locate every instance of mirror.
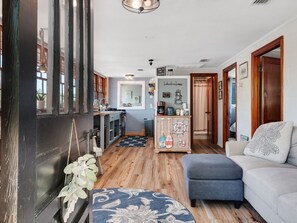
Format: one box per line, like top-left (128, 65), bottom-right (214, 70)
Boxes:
top-left (117, 81), bottom-right (145, 109)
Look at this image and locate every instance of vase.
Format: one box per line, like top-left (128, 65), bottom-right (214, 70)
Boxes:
top-left (37, 100), bottom-right (45, 110)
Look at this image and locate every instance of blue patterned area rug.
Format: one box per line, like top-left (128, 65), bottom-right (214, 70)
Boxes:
top-left (116, 136), bottom-right (148, 147)
top-left (90, 188), bottom-right (195, 223)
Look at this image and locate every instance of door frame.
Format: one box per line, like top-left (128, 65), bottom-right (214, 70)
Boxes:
top-left (190, 73), bottom-right (218, 146)
top-left (222, 63), bottom-right (237, 148)
top-left (251, 36), bottom-right (284, 135)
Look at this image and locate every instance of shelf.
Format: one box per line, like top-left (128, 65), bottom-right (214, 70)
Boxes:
top-left (154, 148), bottom-right (191, 153)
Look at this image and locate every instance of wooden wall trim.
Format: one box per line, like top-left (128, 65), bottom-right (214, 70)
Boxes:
top-left (65, 0), bottom-right (74, 114)
top-left (78, 0), bottom-right (84, 113)
top-left (1, 0), bottom-right (37, 222)
top-left (87, 0), bottom-right (94, 113)
top-left (51, 0), bottom-right (61, 115)
top-left (251, 36), bottom-right (284, 135)
top-left (190, 73), bottom-right (218, 146)
top-left (222, 63), bottom-right (237, 148)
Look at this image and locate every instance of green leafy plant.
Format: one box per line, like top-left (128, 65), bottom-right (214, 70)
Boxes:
top-left (58, 154), bottom-right (98, 222)
top-left (36, 93), bottom-right (46, 101)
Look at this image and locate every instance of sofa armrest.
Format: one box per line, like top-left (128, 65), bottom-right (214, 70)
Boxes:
top-left (225, 141), bottom-right (249, 157)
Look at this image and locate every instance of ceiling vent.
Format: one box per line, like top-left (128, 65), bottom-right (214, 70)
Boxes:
top-left (251, 0), bottom-right (269, 4)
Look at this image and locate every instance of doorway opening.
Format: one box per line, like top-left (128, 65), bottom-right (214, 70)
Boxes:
top-left (223, 63), bottom-right (237, 147)
top-left (251, 36), bottom-right (283, 135)
top-left (190, 73), bottom-right (218, 146)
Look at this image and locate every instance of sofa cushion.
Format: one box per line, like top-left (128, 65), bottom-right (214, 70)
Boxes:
top-left (244, 121), bottom-right (294, 163)
top-left (230, 155), bottom-right (296, 182)
top-left (182, 154), bottom-right (242, 180)
top-left (287, 126), bottom-right (297, 166)
top-left (278, 192), bottom-right (297, 223)
top-left (244, 168), bottom-right (297, 212)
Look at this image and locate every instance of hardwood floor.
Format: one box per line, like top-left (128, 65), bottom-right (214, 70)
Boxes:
top-left (94, 138), bottom-right (266, 223)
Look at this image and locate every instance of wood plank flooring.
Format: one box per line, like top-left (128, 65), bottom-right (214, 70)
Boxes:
top-left (94, 138), bottom-right (266, 223)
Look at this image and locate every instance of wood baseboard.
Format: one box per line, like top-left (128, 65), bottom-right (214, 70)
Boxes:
top-left (125, 131), bottom-right (145, 136)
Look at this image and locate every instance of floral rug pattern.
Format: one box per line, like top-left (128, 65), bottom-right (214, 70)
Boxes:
top-left (91, 188), bottom-right (195, 223)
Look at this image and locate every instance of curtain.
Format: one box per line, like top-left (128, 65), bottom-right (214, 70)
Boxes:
top-left (193, 81), bottom-right (207, 131)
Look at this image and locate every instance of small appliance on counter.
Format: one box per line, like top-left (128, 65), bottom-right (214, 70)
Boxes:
top-left (157, 101), bottom-right (166, 115)
top-left (166, 107), bottom-right (175, 116)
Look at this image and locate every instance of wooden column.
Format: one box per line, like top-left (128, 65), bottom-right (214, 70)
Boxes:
top-left (1, 0), bottom-right (37, 222)
top-left (65, 0), bottom-right (74, 114)
top-left (87, 0), bottom-right (94, 113)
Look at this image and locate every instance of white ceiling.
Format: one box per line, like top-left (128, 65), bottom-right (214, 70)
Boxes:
top-left (94, 0), bottom-right (297, 77)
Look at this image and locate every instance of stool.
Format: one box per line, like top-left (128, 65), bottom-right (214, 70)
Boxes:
top-left (182, 154), bottom-right (243, 208)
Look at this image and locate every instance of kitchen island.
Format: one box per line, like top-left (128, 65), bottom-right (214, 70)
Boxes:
top-left (94, 111), bottom-right (123, 150)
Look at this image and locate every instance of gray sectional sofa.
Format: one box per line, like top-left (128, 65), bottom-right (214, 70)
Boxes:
top-left (226, 127), bottom-right (297, 223)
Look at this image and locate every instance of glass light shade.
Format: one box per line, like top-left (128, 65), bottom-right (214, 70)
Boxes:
top-left (37, 63), bottom-right (48, 73)
top-left (122, 0), bottom-right (160, 13)
top-left (125, 74), bottom-right (134, 80)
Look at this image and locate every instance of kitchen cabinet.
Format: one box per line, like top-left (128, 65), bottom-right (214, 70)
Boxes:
top-left (94, 111), bottom-right (122, 150)
top-left (154, 115), bottom-right (191, 153)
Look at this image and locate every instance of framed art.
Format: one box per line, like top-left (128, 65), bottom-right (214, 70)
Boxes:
top-left (239, 61), bottom-right (248, 79)
top-left (219, 91), bottom-right (223, 100)
top-left (218, 81), bottom-right (222, 90)
top-left (162, 92), bottom-right (171, 98)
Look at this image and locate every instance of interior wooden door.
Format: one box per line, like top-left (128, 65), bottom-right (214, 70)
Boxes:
top-left (262, 56), bottom-right (281, 123)
top-left (206, 77), bottom-right (213, 142)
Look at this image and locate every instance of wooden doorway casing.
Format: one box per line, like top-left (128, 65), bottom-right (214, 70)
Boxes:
top-left (222, 63), bottom-right (237, 148)
top-left (251, 36), bottom-right (284, 136)
top-left (190, 73), bottom-right (218, 147)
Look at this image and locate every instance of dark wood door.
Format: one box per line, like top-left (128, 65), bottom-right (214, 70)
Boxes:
top-left (206, 77), bottom-right (213, 142)
top-left (262, 56), bottom-right (281, 123)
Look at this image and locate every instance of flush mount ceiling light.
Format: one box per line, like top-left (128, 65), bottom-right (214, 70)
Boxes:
top-left (122, 0), bottom-right (160, 14)
top-left (125, 74), bottom-right (134, 80)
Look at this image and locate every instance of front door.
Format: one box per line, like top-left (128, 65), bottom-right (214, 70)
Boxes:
top-left (262, 56), bottom-right (281, 124)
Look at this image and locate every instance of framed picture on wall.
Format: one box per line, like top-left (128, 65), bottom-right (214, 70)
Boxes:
top-left (219, 91), bottom-right (223, 100)
top-left (218, 81), bottom-right (222, 90)
top-left (162, 92), bottom-right (171, 98)
top-left (239, 61), bottom-right (248, 79)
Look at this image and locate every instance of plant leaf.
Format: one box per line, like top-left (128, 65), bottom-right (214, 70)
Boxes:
top-left (85, 169), bottom-right (97, 182)
top-left (58, 186), bottom-right (70, 198)
top-left (84, 154), bottom-right (94, 160)
top-left (75, 188), bottom-right (87, 199)
top-left (88, 164), bottom-right (98, 171)
top-left (86, 181), bottom-right (94, 190)
top-left (76, 177), bottom-right (87, 187)
top-left (64, 163), bottom-right (74, 174)
top-left (86, 158), bottom-right (96, 165)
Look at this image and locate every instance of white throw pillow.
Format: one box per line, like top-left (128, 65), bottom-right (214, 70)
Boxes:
top-left (244, 121), bottom-right (294, 163)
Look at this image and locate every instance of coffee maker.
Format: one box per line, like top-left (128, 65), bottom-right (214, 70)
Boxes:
top-left (157, 101), bottom-right (165, 115)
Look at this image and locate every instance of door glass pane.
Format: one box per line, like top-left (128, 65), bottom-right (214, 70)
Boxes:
top-left (59, 0), bottom-right (67, 114)
top-left (37, 0), bottom-right (50, 114)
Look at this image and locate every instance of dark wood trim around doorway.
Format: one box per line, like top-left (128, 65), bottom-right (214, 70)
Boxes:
top-left (251, 36), bottom-right (284, 136)
top-left (190, 73), bottom-right (218, 147)
top-left (222, 63), bottom-right (237, 148)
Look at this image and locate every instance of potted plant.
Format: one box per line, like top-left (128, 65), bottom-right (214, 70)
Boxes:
top-left (36, 93), bottom-right (46, 110)
top-left (58, 154), bottom-right (98, 222)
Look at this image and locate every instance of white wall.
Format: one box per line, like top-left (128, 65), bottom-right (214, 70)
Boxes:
top-left (217, 16), bottom-right (297, 147)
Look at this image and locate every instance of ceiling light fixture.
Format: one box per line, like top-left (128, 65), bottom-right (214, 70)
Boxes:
top-left (37, 28), bottom-right (48, 73)
top-left (125, 74), bottom-right (134, 80)
top-left (122, 0), bottom-right (160, 14)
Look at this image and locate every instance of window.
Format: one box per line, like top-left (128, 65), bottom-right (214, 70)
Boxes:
top-left (94, 74), bottom-right (106, 100)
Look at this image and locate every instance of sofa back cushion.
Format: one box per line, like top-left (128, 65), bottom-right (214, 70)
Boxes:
top-left (287, 126), bottom-right (297, 166)
top-left (244, 121), bottom-right (294, 163)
